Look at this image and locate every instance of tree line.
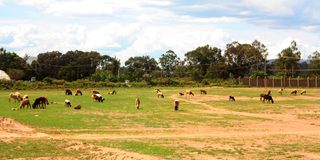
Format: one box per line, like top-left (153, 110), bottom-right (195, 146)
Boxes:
top-left (1, 40), bottom-right (319, 83)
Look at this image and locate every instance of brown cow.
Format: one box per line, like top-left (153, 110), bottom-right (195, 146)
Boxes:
top-left (19, 99), bottom-right (31, 109)
top-left (9, 92), bottom-right (22, 102)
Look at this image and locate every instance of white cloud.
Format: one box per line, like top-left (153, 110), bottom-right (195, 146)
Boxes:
top-left (242, 0), bottom-right (300, 16)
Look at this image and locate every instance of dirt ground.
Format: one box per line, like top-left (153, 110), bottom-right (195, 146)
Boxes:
top-left (1, 93), bottom-right (320, 159)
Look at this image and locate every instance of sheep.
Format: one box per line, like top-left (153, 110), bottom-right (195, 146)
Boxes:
top-left (19, 99), bottom-right (31, 109)
top-left (135, 98), bottom-right (141, 109)
top-left (185, 90), bottom-right (194, 96)
top-left (301, 90), bottom-right (306, 95)
top-left (64, 99), bottom-right (71, 107)
top-left (260, 90), bottom-right (271, 101)
top-left (229, 96), bottom-right (235, 101)
top-left (108, 90), bottom-right (117, 95)
top-left (262, 95), bottom-right (274, 104)
top-left (200, 89), bottom-right (207, 95)
top-left (65, 89), bottom-right (72, 95)
top-left (155, 89), bottom-right (161, 94)
top-left (92, 94), bottom-right (105, 102)
top-left (9, 92), bottom-right (22, 102)
top-left (75, 89), bottom-right (82, 96)
top-left (74, 104), bottom-right (81, 110)
top-left (291, 90), bottom-right (298, 95)
top-left (22, 95), bottom-right (29, 100)
top-left (157, 92), bottom-right (164, 98)
top-left (32, 97), bottom-right (49, 109)
top-left (278, 88), bottom-right (284, 95)
top-left (174, 100), bottom-right (180, 111)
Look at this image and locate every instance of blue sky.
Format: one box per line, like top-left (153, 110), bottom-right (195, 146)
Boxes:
top-left (0, 0), bottom-right (319, 62)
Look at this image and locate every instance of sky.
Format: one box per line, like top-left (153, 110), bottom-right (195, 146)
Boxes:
top-left (0, 0), bottom-right (319, 63)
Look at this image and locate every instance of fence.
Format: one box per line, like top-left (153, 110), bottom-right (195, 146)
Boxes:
top-left (238, 77), bottom-right (319, 88)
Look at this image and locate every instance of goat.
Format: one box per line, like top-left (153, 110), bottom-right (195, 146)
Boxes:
top-left (32, 97), bottom-right (49, 109)
top-left (65, 89), bottom-right (72, 95)
top-left (75, 89), bottom-right (82, 96)
top-left (262, 95), bottom-right (274, 104)
top-left (64, 99), bottom-right (72, 107)
top-left (260, 90), bottom-right (271, 101)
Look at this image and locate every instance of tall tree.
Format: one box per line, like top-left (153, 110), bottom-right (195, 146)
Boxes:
top-left (185, 45), bottom-right (224, 80)
top-left (224, 41), bottom-right (265, 77)
top-left (275, 40), bottom-right (301, 77)
top-left (0, 48), bottom-right (29, 80)
top-left (308, 50), bottom-right (320, 76)
top-left (124, 56), bottom-right (158, 81)
top-left (33, 51), bottom-right (62, 80)
top-left (159, 50), bottom-right (180, 77)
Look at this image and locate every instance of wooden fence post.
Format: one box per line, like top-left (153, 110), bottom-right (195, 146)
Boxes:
top-left (281, 76), bottom-right (283, 88)
top-left (249, 77), bottom-right (251, 87)
top-left (316, 77), bottom-right (318, 88)
top-left (256, 76), bottom-right (259, 87)
top-left (297, 76), bottom-right (299, 88)
top-left (264, 77), bottom-right (267, 88)
top-left (307, 77), bottom-right (310, 88)
top-left (238, 77), bottom-right (241, 85)
top-left (272, 76), bottom-right (275, 88)
top-left (288, 77), bottom-right (291, 87)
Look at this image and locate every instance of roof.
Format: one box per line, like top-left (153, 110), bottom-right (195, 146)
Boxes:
top-left (0, 70), bottom-right (11, 80)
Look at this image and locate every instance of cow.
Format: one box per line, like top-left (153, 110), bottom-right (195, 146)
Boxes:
top-left (32, 97), bottom-right (49, 109)
top-left (291, 90), bottom-right (298, 95)
top-left (135, 98), bottom-right (141, 109)
top-left (229, 96), bottom-right (235, 101)
top-left (75, 89), bottom-right (82, 96)
top-left (301, 90), bottom-right (306, 95)
top-left (92, 94), bottom-right (105, 102)
top-left (9, 92), bottom-right (23, 102)
top-left (19, 99), bottom-right (31, 109)
top-left (200, 89), bottom-right (207, 95)
top-left (65, 89), bottom-right (72, 95)
top-left (74, 104), bottom-right (81, 110)
top-left (185, 90), bottom-right (194, 96)
top-left (64, 99), bottom-right (71, 107)
top-left (174, 100), bottom-right (180, 111)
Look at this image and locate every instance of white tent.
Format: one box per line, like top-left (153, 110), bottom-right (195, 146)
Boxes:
top-left (0, 70), bottom-right (11, 80)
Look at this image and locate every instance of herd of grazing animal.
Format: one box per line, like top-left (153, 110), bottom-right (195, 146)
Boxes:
top-left (9, 87), bottom-right (309, 111)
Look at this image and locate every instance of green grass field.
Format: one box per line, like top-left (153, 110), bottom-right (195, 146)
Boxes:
top-left (1, 87), bottom-right (320, 159)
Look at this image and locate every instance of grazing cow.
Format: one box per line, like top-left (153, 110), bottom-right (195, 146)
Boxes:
top-left (75, 89), bottom-right (82, 96)
top-left (301, 90), bottom-right (306, 95)
top-left (64, 99), bottom-right (71, 107)
top-left (74, 104), bottom-right (81, 110)
top-left (65, 89), bottom-right (72, 95)
top-left (32, 97), bottom-right (49, 109)
top-left (92, 94), bottom-right (105, 102)
top-left (229, 96), bottom-right (235, 101)
top-left (179, 92), bottom-right (184, 96)
top-left (108, 90), bottom-right (117, 95)
top-left (200, 89), bottom-right (207, 95)
top-left (262, 95), bottom-right (274, 103)
top-left (135, 98), bottom-right (141, 109)
top-left (19, 99), bottom-right (31, 109)
top-left (278, 88), bottom-right (284, 95)
top-left (291, 90), bottom-right (298, 95)
top-left (260, 90), bottom-right (271, 101)
top-left (174, 100), bottom-right (180, 111)
top-left (92, 90), bottom-right (100, 94)
top-left (185, 90), bottom-right (194, 96)
top-left (157, 92), bottom-right (164, 98)
top-left (9, 92), bottom-right (23, 102)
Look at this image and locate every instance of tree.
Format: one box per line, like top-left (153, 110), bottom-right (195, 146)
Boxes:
top-left (33, 51), bottom-right (62, 80)
top-left (0, 48), bottom-right (29, 80)
top-left (159, 50), bottom-right (180, 77)
top-left (224, 41), bottom-right (265, 77)
top-left (308, 50), bottom-right (320, 76)
top-left (124, 56), bottom-right (159, 81)
top-left (97, 55), bottom-right (120, 77)
top-left (252, 40), bottom-right (268, 74)
top-left (275, 40), bottom-right (301, 77)
top-left (185, 45), bottom-right (224, 80)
